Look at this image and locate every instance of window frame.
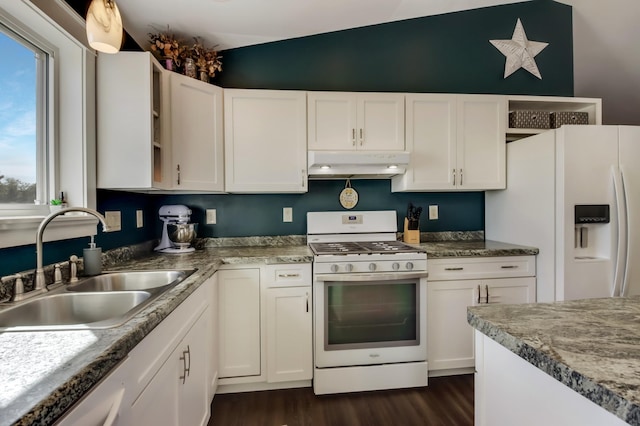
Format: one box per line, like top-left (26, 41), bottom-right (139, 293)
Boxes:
top-left (0, 1), bottom-right (98, 249)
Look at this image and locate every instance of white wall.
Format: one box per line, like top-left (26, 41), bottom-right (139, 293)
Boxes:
top-left (561, 0), bottom-right (640, 125)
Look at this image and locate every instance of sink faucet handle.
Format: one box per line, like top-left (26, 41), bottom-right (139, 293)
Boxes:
top-left (69, 255), bottom-right (79, 282)
top-left (54, 264), bottom-right (62, 284)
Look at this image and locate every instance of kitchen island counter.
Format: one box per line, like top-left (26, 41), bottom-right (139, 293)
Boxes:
top-left (468, 297), bottom-right (640, 425)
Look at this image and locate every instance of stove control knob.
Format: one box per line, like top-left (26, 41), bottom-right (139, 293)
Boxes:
top-left (331, 264), bottom-right (339, 273)
top-left (392, 262), bottom-right (400, 271)
top-left (406, 262), bottom-right (414, 271)
top-left (369, 263), bottom-right (377, 271)
top-left (345, 264), bottom-right (354, 272)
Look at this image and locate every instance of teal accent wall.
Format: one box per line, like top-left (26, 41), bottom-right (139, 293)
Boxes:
top-left (0, 1), bottom-right (572, 276)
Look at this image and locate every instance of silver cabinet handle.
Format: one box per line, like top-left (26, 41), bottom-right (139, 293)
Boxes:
top-left (278, 273), bottom-right (300, 278)
top-left (306, 292), bottom-right (309, 313)
top-left (452, 169), bottom-right (456, 186)
top-left (444, 267), bottom-right (464, 271)
top-left (179, 348), bottom-right (188, 384)
top-left (359, 128), bottom-right (364, 146)
top-left (500, 265), bottom-right (518, 269)
top-left (477, 284), bottom-right (481, 304)
top-left (301, 169), bottom-right (305, 188)
top-left (459, 169), bottom-right (463, 186)
top-left (485, 285), bottom-right (489, 304)
top-left (176, 164), bottom-right (181, 185)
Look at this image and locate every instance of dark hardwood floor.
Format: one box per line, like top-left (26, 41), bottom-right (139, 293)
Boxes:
top-left (209, 374), bottom-right (473, 426)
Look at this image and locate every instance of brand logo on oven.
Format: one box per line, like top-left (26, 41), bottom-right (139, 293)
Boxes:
top-left (369, 353), bottom-right (380, 358)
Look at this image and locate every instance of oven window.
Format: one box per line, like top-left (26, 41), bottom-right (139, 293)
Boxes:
top-left (325, 280), bottom-right (418, 350)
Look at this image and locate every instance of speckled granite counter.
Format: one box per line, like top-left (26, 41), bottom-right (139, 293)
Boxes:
top-left (1, 237), bottom-right (535, 425)
top-left (0, 245), bottom-right (312, 426)
top-left (468, 297), bottom-right (640, 425)
top-left (420, 239), bottom-right (539, 258)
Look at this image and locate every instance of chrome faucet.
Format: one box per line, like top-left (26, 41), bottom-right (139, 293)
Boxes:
top-left (35, 207), bottom-right (110, 295)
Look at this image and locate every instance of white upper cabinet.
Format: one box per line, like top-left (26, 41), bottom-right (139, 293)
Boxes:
top-left (224, 89), bottom-right (307, 193)
top-left (169, 73), bottom-right (224, 192)
top-left (97, 52), bottom-right (170, 190)
top-left (392, 93), bottom-right (506, 191)
top-left (308, 92), bottom-right (405, 151)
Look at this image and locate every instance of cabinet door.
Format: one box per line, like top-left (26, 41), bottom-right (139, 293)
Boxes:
top-left (392, 94), bottom-right (456, 191)
top-left (208, 273), bottom-right (219, 398)
top-left (130, 353), bottom-right (180, 426)
top-left (308, 92), bottom-right (358, 150)
top-left (357, 93), bottom-right (405, 151)
top-left (218, 269), bottom-right (261, 378)
top-left (170, 74), bottom-right (224, 191)
top-left (481, 277), bottom-right (536, 305)
top-left (456, 95), bottom-right (506, 190)
top-left (97, 52), bottom-right (170, 189)
top-left (179, 310), bottom-right (211, 426)
top-left (266, 286), bottom-right (312, 382)
top-left (427, 280), bottom-right (478, 371)
top-left (224, 89), bottom-right (307, 193)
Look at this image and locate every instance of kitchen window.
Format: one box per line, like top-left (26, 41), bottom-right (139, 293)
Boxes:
top-left (0, 24), bottom-right (49, 210)
top-left (0, 1), bottom-right (98, 249)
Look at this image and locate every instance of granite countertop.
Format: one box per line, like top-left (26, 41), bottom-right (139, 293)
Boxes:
top-left (1, 245), bottom-right (312, 426)
top-left (1, 237), bottom-right (534, 425)
top-left (420, 239), bottom-right (539, 258)
top-left (468, 297), bottom-right (640, 425)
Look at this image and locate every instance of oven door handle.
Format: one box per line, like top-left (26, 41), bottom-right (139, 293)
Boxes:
top-left (315, 272), bottom-right (428, 282)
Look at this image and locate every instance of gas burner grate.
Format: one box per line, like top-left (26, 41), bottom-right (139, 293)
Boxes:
top-left (309, 241), bottom-right (424, 255)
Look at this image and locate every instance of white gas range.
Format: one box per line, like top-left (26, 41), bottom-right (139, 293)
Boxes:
top-left (307, 211), bottom-right (429, 395)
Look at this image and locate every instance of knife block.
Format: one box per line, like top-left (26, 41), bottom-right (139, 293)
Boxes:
top-left (403, 218), bottom-right (420, 244)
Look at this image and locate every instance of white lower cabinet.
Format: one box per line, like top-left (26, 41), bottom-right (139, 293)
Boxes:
top-left (266, 282), bottom-right (312, 383)
top-left (218, 268), bottom-right (262, 379)
top-left (427, 256), bottom-right (535, 376)
top-left (218, 263), bottom-right (313, 392)
top-left (57, 278), bottom-right (212, 426)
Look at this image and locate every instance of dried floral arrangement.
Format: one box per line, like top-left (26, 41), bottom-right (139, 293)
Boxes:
top-left (148, 30), bottom-right (222, 79)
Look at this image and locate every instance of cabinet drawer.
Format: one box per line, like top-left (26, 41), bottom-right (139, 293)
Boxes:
top-left (428, 256), bottom-right (535, 281)
top-left (263, 264), bottom-right (311, 288)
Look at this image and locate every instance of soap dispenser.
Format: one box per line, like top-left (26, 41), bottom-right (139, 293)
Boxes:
top-left (83, 236), bottom-right (102, 276)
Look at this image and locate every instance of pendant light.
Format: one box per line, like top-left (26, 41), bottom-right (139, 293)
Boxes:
top-left (85, 0), bottom-right (123, 54)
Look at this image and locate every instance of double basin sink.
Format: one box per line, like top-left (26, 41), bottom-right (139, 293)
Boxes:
top-left (0, 269), bottom-right (196, 332)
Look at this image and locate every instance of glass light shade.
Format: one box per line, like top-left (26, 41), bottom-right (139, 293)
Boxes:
top-left (86, 0), bottom-right (123, 54)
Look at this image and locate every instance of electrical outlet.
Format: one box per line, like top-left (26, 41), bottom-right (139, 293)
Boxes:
top-left (105, 211), bottom-right (122, 231)
top-left (206, 209), bottom-right (217, 224)
top-left (428, 205), bottom-right (439, 220)
top-left (283, 207), bottom-right (293, 223)
top-left (136, 210), bottom-right (144, 228)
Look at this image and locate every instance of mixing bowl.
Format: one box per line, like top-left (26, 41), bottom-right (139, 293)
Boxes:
top-left (167, 223), bottom-right (198, 248)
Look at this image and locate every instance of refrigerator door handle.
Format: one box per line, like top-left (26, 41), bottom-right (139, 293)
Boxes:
top-left (620, 168), bottom-right (631, 297)
top-left (612, 166), bottom-right (627, 297)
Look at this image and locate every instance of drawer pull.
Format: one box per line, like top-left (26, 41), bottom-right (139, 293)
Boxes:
top-left (278, 273), bottom-right (300, 278)
top-left (477, 284), bottom-right (481, 304)
top-left (444, 267), bottom-right (464, 271)
top-left (485, 285), bottom-right (489, 304)
top-left (500, 265), bottom-right (518, 269)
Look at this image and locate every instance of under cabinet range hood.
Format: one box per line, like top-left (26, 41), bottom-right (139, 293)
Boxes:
top-left (307, 151), bottom-right (410, 179)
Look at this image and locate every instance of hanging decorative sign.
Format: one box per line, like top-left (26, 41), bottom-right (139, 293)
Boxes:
top-left (339, 179), bottom-right (358, 209)
top-left (489, 18), bottom-right (549, 79)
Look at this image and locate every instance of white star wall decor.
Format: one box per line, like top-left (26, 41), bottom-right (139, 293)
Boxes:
top-left (490, 18), bottom-right (549, 79)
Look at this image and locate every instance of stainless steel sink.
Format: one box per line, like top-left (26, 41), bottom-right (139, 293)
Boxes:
top-left (66, 269), bottom-right (194, 292)
top-left (0, 292), bottom-right (151, 331)
top-left (0, 269), bottom-right (197, 332)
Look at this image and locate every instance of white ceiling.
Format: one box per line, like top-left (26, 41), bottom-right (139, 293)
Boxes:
top-left (118, 0), bottom-right (530, 51)
top-left (115, 0), bottom-right (639, 125)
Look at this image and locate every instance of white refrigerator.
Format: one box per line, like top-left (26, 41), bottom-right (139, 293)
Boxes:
top-left (486, 125), bottom-right (640, 302)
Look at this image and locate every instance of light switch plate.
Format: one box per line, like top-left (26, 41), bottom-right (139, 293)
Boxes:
top-left (136, 210), bottom-right (143, 228)
top-left (206, 209), bottom-right (217, 224)
top-left (428, 205), bottom-right (439, 220)
top-left (283, 207), bottom-right (293, 222)
top-left (105, 211), bottom-right (122, 231)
